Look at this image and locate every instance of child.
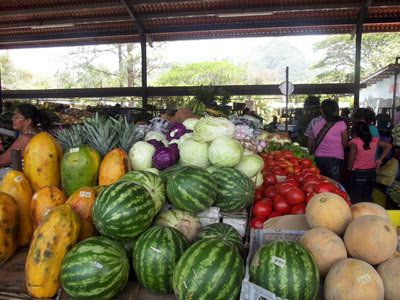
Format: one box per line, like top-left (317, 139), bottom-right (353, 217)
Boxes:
top-left (347, 121), bottom-right (392, 203)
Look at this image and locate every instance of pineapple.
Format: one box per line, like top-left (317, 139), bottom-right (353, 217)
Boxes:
top-left (111, 116), bottom-right (145, 154)
top-left (54, 124), bottom-right (85, 152)
top-left (83, 113), bottom-right (118, 158)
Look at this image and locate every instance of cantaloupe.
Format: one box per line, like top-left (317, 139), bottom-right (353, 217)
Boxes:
top-left (300, 228), bottom-right (347, 277)
top-left (351, 202), bottom-right (390, 221)
top-left (305, 192), bottom-right (352, 235)
top-left (344, 215), bottom-right (397, 265)
top-left (324, 258), bottom-right (384, 300)
top-left (377, 257), bottom-right (400, 300)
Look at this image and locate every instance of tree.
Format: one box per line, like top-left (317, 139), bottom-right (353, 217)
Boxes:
top-left (0, 52), bottom-right (34, 89)
top-left (311, 33), bottom-right (400, 83)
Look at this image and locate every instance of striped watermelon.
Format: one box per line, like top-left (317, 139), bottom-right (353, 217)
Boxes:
top-left (61, 236), bottom-right (129, 300)
top-left (133, 226), bottom-right (189, 294)
top-left (194, 223), bottom-right (243, 254)
top-left (212, 168), bottom-right (255, 212)
top-left (93, 181), bottom-right (154, 239)
top-left (119, 170), bottom-right (166, 214)
top-left (113, 238), bottom-right (136, 259)
top-left (166, 166), bottom-right (217, 213)
top-left (250, 240), bottom-right (320, 300)
top-left (153, 209), bottom-right (203, 242)
top-left (173, 238), bottom-right (245, 300)
top-left (159, 165), bottom-right (185, 184)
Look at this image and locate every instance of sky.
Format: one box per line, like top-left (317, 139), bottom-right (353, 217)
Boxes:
top-left (2, 35), bottom-right (325, 76)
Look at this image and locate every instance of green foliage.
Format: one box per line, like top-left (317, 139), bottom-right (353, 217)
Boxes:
top-left (311, 33), bottom-right (400, 83)
top-left (0, 52), bottom-right (34, 89)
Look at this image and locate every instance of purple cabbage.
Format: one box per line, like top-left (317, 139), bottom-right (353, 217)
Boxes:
top-left (169, 143), bottom-right (180, 160)
top-left (153, 147), bottom-right (176, 170)
top-left (167, 123), bottom-right (187, 141)
top-left (146, 139), bottom-right (164, 150)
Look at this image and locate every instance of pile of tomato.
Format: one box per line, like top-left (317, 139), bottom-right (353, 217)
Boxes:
top-left (250, 150), bottom-right (352, 229)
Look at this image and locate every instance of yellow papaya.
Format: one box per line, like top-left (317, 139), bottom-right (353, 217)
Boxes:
top-left (99, 148), bottom-right (131, 186)
top-left (31, 186), bottom-right (67, 229)
top-left (0, 192), bottom-right (19, 264)
top-left (24, 132), bottom-right (61, 191)
top-left (66, 187), bottom-right (98, 241)
top-left (0, 170), bottom-right (33, 247)
top-left (25, 204), bottom-right (81, 298)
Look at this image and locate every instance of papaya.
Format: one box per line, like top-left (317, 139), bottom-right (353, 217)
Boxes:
top-left (31, 186), bottom-right (67, 229)
top-left (99, 148), bottom-right (131, 186)
top-left (0, 170), bottom-right (33, 247)
top-left (25, 204), bottom-right (81, 298)
top-left (61, 145), bottom-right (101, 197)
top-left (24, 132), bottom-right (61, 191)
top-left (66, 187), bottom-right (98, 241)
top-left (0, 192), bottom-right (19, 264)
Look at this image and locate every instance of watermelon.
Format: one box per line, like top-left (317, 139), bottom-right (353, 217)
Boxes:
top-left (93, 181), bottom-right (154, 239)
top-left (61, 236), bottom-right (129, 300)
top-left (133, 226), bottom-right (189, 294)
top-left (166, 166), bottom-right (217, 213)
top-left (159, 165), bottom-right (186, 184)
top-left (250, 240), bottom-right (320, 300)
top-left (173, 238), bottom-right (245, 300)
top-left (61, 145), bottom-right (101, 197)
top-left (194, 223), bottom-right (243, 254)
top-left (119, 170), bottom-right (166, 214)
top-left (113, 238), bottom-right (136, 259)
top-left (153, 209), bottom-right (202, 242)
top-left (212, 167), bottom-right (254, 212)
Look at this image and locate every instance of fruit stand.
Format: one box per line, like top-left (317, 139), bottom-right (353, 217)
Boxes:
top-left (0, 109), bottom-right (399, 300)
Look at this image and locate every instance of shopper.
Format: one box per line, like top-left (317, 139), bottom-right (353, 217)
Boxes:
top-left (269, 116), bottom-right (278, 129)
top-left (347, 121), bottom-right (392, 203)
top-left (305, 99), bottom-right (330, 153)
top-left (312, 100), bottom-right (348, 183)
top-left (0, 104), bottom-right (51, 179)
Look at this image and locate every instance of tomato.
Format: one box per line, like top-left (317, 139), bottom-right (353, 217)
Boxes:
top-left (273, 193), bottom-right (284, 203)
top-left (335, 189), bottom-right (350, 202)
top-left (285, 166), bottom-right (294, 175)
top-left (267, 154), bottom-right (274, 160)
top-left (302, 175), bottom-right (321, 187)
top-left (253, 200), bottom-right (273, 218)
top-left (290, 204), bottom-right (306, 215)
top-left (302, 170), bottom-right (315, 177)
top-left (274, 199), bottom-right (291, 214)
top-left (305, 192), bottom-right (316, 204)
top-left (282, 150), bottom-right (293, 159)
top-left (293, 165), bottom-right (302, 174)
top-left (295, 172), bottom-right (308, 185)
top-left (272, 168), bottom-right (284, 176)
top-left (263, 173), bottom-right (277, 187)
top-left (314, 182), bottom-right (336, 194)
top-left (279, 184), bottom-right (295, 196)
top-left (301, 158), bottom-right (313, 168)
top-left (260, 153), bottom-right (268, 159)
top-left (266, 160), bottom-right (276, 167)
top-left (302, 182), bottom-right (317, 194)
top-left (277, 162), bottom-right (289, 169)
top-left (286, 187), bottom-right (305, 205)
top-left (289, 158), bottom-right (299, 166)
top-left (269, 211), bottom-right (284, 218)
top-left (264, 186), bottom-right (276, 198)
top-left (310, 166), bottom-right (320, 176)
top-left (250, 216), bottom-right (266, 229)
top-left (263, 197), bottom-right (274, 206)
top-left (254, 189), bottom-right (265, 202)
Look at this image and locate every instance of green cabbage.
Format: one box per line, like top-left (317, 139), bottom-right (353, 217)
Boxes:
top-left (182, 118), bottom-right (199, 130)
top-left (178, 138), bottom-right (210, 168)
top-left (194, 117), bottom-right (235, 143)
top-left (208, 136), bottom-right (243, 167)
top-left (235, 154), bottom-right (264, 178)
top-left (129, 141), bottom-right (156, 170)
top-left (251, 172), bottom-right (264, 189)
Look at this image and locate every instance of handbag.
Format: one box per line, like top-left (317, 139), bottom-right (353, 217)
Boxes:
top-left (312, 121), bottom-right (337, 154)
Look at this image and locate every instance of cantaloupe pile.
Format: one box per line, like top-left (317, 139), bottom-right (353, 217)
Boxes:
top-left (302, 194), bottom-right (399, 300)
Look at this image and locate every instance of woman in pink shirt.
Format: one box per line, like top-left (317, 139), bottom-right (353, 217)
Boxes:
top-left (347, 121), bottom-right (392, 203)
top-left (312, 100), bottom-right (348, 183)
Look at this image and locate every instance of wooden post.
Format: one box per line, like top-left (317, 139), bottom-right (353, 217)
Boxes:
top-left (392, 57), bottom-right (399, 127)
top-left (11, 149), bottom-right (23, 171)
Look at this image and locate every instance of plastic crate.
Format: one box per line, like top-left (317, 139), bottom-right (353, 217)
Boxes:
top-left (240, 229), bottom-right (306, 300)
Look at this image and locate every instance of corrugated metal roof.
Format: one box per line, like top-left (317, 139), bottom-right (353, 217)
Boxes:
top-left (0, 0), bottom-right (399, 49)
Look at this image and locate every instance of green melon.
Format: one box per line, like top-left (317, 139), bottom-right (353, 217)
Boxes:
top-left (194, 223), bottom-right (243, 254)
top-left (60, 236), bottom-right (129, 300)
top-left (212, 167), bottom-right (254, 212)
top-left (166, 166), bottom-right (217, 213)
top-left (119, 170), bottom-right (165, 214)
top-left (93, 181), bottom-right (154, 239)
top-left (61, 145), bottom-right (101, 197)
top-left (133, 226), bottom-right (189, 294)
top-left (173, 238), bottom-right (245, 300)
top-left (250, 240), bottom-right (320, 300)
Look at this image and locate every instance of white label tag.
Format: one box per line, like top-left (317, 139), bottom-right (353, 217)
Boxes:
top-left (44, 209), bottom-right (51, 216)
top-left (79, 191), bottom-right (92, 198)
top-left (70, 147), bottom-right (79, 153)
top-left (357, 273), bottom-right (371, 285)
top-left (33, 194), bottom-right (38, 199)
top-left (93, 262), bottom-right (103, 269)
top-left (14, 175), bottom-right (23, 183)
top-left (271, 256), bottom-right (286, 268)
